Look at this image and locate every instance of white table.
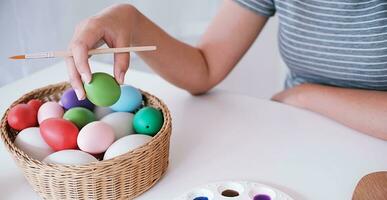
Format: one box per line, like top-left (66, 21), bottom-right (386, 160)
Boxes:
top-left (0, 61), bottom-right (386, 200)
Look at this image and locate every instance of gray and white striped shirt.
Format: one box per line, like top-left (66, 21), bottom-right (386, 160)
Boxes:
top-left (235, 0), bottom-right (387, 90)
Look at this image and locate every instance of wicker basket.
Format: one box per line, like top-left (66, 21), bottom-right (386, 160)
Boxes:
top-left (0, 82), bottom-right (172, 200)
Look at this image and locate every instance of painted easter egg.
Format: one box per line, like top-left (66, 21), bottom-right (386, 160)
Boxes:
top-left (60, 88), bottom-right (95, 110)
top-left (84, 72), bottom-right (120, 106)
top-left (101, 112), bottom-right (135, 140)
top-left (40, 118), bottom-right (79, 151)
top-left (94, 106), bottom-right (114, 120)
top-left (14, 127), bottom-right (54, 161)
top-left (77, 121), bottom-right (115, 154)
top-left (103, 134), bottom-right (152, 160)
top-left (7, 104), bottom-right (37, 131)
top-left (63, 107), bottom-right (96, 129)
top-left (37, 102), bottom-right (64, 124)
top-left (133, 106), bottom-right (163, 136)
top-left (110, 85), bottom-right (142, 112)
top-left (27, 99), bottom-right (43, 112)
top-left (43, 150), bottom-right (97, 165)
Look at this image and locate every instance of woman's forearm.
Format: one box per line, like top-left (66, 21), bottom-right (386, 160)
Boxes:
top-left (130, 8), bottom-right (210, 94)
top-left (130, 1), bottom-right (268, 94)
top-left (298, 84), bottom-right (387, 140)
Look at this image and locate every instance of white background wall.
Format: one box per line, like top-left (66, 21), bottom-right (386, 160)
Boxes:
top-left (0, 0), bottom-right (286, 99)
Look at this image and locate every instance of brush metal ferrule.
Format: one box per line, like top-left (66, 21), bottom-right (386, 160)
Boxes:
top-left (25, 52), bottom-right (54, 59)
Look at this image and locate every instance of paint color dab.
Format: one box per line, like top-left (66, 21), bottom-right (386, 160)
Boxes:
top-left (193, 197), bottom-right (208, 200)
top-left (254, 194), bottom-right (271, 200)
top-left (221, 189), bottom-right (239, 197)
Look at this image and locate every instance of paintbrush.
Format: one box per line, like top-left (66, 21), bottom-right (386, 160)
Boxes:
top-left (9, 46), bottom-right (157, 60)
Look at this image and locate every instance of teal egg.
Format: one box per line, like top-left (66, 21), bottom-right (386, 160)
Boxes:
top-left (63, 107), bottom-right (96, 128)
top-left (84, 72), bottom-right (121, 106)
top-left (133, 107), bottom-right (163, 136)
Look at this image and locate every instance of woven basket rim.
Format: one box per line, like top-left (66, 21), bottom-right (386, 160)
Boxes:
top-left (0, 82), bottom-right (172, 169)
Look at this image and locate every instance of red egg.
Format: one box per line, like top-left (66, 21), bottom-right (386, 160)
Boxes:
top-left (27, 99), bottom-right (43, 112)
top-left (7, 104), bottom-right (37, 131)
top-left (40, 118), bottom-right (79, 151)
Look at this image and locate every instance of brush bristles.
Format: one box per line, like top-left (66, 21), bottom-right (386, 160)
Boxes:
top-left (9, 55), bottom-right (26, 60)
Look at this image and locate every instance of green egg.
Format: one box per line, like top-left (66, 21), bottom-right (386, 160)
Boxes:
top-left (133, 106), bottom-right (164, 136)
top-left (84, 72), bottom-right (121, 106)
top-left (63, 107), bottom-right (96, 128)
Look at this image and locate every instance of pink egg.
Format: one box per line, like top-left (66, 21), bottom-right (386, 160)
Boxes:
top-left (77, 121), bottom-right (115, 154)
top-left (37, 102), bottom-right (64, 124)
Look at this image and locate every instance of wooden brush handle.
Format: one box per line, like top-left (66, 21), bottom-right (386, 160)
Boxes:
top-left (53, 46), bottom-right (157, 58)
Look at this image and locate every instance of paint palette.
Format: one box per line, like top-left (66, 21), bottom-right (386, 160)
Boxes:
top-left (174, 181), bottom-right (294, 200)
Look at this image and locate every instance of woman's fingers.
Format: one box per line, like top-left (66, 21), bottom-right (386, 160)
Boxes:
top-left (70, 18), bottom-right (105, 84)
top-left (66, 57), bottom-right (86, 100)
top-left (114, 52), bottom-right (130, 84)
top-left (67, 10), bottom-right (133, 92)
top-left (112, 37), bottom-right (130, 84)
top-left (71, 43), bottom-right (92, 83)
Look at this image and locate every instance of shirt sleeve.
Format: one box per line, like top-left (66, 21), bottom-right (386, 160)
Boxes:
top-left (234, 0), bottom-right (276, 17)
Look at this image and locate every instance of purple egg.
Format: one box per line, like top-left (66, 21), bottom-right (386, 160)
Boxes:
top-left (61, 88), bottom-right (95, 110)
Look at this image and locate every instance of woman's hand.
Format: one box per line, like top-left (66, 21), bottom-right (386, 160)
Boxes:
top-left (66, 4), bottom-right (138, 99)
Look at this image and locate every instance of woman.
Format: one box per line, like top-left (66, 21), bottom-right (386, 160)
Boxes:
top-left (66, 0), bottom-right (387, 140)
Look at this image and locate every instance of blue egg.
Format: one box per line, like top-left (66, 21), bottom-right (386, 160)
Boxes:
top-left (110, 85), bottom-right (142, 112)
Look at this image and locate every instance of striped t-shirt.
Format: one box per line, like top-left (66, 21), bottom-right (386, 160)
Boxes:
top-left (235, 0), bottom-right (387, 90)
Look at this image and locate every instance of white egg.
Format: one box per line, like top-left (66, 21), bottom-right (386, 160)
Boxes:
top-left (101, 112), bottom-right (135, 140)
top-left (43, 150), bottom-right (97, 165)
top-left (14, 127), bottom-right (54, 161)
top-left (94, 106), bottom-right (114, 120)
top-left (37, 101), bottom-right (64, 124)
top-left (103, 134), bottom-right (152, 160)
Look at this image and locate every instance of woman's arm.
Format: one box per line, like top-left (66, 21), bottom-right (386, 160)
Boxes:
top-left (272, 84), bottom-right (387, 140)
top-left (67, 0), bottom-right (268, 99)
